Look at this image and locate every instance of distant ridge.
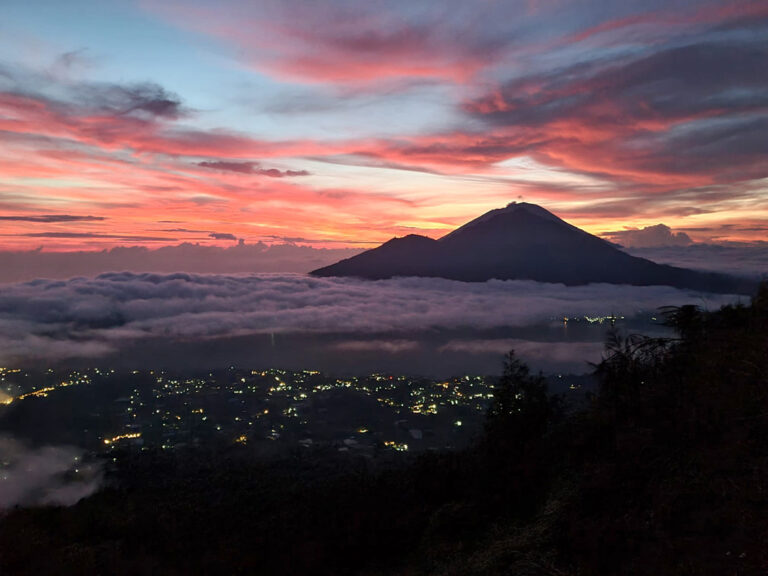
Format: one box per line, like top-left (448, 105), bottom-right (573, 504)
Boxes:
top-left (311, 203), bottom-right (755, 294)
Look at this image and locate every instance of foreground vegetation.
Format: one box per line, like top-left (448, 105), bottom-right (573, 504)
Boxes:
top-left (1, 285), bottom-right (767, 575)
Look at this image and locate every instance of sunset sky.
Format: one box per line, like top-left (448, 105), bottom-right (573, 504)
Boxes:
top-left (1, 0), bottom-right (766, 251)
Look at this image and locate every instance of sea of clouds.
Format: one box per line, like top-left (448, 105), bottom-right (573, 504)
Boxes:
top-left (0, 272), bottom-right (745, 367)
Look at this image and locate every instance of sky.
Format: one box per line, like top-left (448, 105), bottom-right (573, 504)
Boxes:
top-left (1, 0), bottom-right (767, 253)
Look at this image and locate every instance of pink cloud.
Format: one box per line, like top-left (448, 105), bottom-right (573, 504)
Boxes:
top-left (146, 1), bottom-right (505, 85)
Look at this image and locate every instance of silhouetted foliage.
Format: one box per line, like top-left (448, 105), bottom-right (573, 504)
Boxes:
top-left (564, 281), bottom-right (768, 575)
top-left (659, 303), bottom-right (703, 339)
top-left (485, 351), bottom-right (552, 446)
top-left (593, 328), bottom-right (671, 404)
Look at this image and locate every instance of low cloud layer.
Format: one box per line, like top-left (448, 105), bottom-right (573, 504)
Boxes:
top-left (0, 273), bottom-right (741, 366)
top-left (334, 339), bottom-right (421, 354)
top-left (0, 435), bottom-right (102, 509)
top-left (627, 244), bottom-right (768, 277)
top-left (0, 243), bottom-right (362, 284)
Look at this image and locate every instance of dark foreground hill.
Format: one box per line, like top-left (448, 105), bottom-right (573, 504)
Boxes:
top-left (312, 203), bottom-right (755, 294)
top-left (1, 284), bottom-right (767, 575)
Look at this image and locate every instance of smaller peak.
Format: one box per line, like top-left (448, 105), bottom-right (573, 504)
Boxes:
top-left (395, 233), bottom-right (433, 241)
top-left (382, 234), bottom-right (435, 246)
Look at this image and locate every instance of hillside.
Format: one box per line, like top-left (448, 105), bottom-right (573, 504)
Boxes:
top-left (1, 284), bottom-right (767, 575)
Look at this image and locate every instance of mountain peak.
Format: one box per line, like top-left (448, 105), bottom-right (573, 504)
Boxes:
top-left (504, 201), bottom-right (564, 223)
top-left (439, 201), bottom-right (572, 243)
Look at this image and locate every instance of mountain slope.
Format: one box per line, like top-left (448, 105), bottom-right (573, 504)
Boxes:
top-left (311, 203), bottom-right (754, 293)
top-left (309, 234), bottom-right (440, 279)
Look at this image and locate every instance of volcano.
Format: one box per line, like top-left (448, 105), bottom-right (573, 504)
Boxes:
top-left (311, 203), bottom-right (753, 293)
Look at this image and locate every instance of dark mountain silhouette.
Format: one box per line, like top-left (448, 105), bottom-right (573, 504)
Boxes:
top-left (311, 203), bottom-right (754, 293)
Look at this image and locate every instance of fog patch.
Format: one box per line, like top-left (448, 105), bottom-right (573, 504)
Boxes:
top-left (334, 339), bottom-right (420, 354)
top-left (0, 435), bottom-right (102, 509)
top-left (440, 339), bottom-right (606, 373)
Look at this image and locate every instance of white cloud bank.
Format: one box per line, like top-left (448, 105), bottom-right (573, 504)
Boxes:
top-left (604, 224), bottom-right (693, 248)
top-left (0, 273), bottom-right (744, 365)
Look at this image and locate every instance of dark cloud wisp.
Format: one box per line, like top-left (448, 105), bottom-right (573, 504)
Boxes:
top-left (208, 232), bottom-right (238, 241)
top-left (78, 81), bottom-right (186, 120)
top-left (197, 161), bottom-right (310, 177)
top-left (22, 232), bottom-right (171, 241)
top-left (0, 215), bottom-right (106, 223)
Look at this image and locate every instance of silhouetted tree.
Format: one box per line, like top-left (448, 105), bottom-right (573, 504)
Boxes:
top-left (485, 351), bottom-right (550, 446)
top-left (753, 280), bottom-right (768, 316)
top-left (594, 325), bottom-right (673, 406)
